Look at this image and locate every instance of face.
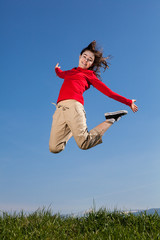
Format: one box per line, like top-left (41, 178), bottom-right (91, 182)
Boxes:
top-left (78, 50), bottom-right (95, 69)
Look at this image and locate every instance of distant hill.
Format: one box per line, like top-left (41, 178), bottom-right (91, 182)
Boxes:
top-left (127, 208), bottom-right (160, 216)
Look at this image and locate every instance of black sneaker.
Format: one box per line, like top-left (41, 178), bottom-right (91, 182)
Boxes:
top-left (105, 110), bottom-right (128, 122)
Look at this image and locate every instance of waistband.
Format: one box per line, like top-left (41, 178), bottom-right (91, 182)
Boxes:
top-left (52, 99), bottom-right (83, 108)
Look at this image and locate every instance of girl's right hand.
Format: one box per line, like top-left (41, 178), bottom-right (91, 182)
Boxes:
top-left (55, 63), bottom-right (61, 69)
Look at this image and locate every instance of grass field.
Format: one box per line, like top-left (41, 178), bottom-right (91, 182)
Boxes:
top-left (0, 208), bottom-right (160, 239)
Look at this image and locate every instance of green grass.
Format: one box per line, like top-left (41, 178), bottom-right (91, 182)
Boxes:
top-left (0, 208), bottom-right (160, 239)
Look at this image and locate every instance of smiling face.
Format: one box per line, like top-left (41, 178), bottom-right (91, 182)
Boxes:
top-left (78, 50), bottom-right (95, 69)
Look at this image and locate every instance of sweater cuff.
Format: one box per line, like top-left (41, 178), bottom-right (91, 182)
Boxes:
top-left (55, 67), bottom-right (60, 74)
top-left (127, 99), bottom-right (132, 107)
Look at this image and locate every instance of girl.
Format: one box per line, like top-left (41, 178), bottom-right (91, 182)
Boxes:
top-left (49, 41), bottom-right (138, 153)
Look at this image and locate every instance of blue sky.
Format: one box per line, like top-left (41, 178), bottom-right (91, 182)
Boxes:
top-left (0, 0), bottom-right (160, 214)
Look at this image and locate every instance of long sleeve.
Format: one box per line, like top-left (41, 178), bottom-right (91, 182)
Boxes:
top-left (89, 73), bottom-right (132, 106)
top-left (55, 68), bottom-right (67, 79)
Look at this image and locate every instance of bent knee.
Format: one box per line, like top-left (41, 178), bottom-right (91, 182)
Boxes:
top-left (49, 148), bottom-right (62, 154)
top-left (77, 142), bottom-right (90, 150)
top-left (79, 146), bottom-right (88, 150)
top-left (77, 135), bottom-right (102, 150)
top-left (49, 142), bottom-right (66, 154)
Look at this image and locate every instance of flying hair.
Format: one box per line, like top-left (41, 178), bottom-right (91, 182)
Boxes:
top-left (80, 40), bottom-right (111, 80)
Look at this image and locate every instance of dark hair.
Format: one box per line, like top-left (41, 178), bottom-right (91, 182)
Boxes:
top-left (80, 40), bottom-right (111, 79)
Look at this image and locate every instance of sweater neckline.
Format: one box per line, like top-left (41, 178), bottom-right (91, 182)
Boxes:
top-left (75, 67), bottom-right (91, 72)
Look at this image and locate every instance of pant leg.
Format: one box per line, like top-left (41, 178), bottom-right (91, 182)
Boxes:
top-left (49, 106), bottom-right (72, 153)
top-left (63, 100), bottom-right (102, 150)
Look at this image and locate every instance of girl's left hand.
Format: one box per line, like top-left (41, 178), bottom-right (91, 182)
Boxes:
top-left (130, 99), bottom-right (138, 113)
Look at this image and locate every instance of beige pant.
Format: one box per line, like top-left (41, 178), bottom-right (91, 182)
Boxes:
top-left (49, 100), bottom-right (102, 153)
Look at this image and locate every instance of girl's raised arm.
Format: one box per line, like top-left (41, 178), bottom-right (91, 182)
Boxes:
top-left (55, 63), bottom-right (66, 79)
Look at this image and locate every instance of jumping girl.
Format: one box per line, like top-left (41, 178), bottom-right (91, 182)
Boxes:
top-left (49, 41), bottom-right (138, 154)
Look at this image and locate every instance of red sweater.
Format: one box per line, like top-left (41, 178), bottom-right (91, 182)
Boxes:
top-left (55, 67), bottom-right (132, 106)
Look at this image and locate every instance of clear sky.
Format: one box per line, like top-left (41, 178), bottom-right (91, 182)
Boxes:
top-left (0, 0), bottom-right (160, 215)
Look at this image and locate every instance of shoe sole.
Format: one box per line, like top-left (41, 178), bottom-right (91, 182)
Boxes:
top-left (105, 110), bottom-right (128, 119)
